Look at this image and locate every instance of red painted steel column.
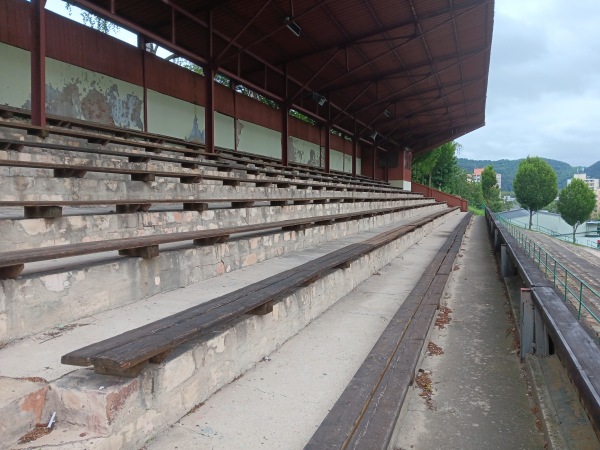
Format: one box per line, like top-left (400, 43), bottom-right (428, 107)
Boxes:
top-left (281, 64), bottom-right (289, 166)
top-left (384, 150), bottom-right (389, 182)
top-left (372, 146), bottom-right (376, 179)
top-left (324, 125), bottom-right (330, 173)
top-left (205, 10), bottom-right (215, 153)
top-left (233, 83), bottom-right (238, 152)
top-left (31, 0), bottom-right (47, 128)
top-left (205, 66), bottom-right (215, 153)
top-left (139, 36), bottom-right (148, 132)
top-left (352, 118), bottom-right (357, 177)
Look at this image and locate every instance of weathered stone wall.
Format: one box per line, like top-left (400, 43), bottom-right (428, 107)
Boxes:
top-left (0, 203), bottom-right (447, 343)
top-left (40, 209), bottom-right (458, 449)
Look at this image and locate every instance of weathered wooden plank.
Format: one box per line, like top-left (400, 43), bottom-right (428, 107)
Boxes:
top-left (61, 211), bottom-right (454, 370)
top-left (306, 213), bottom-right (471, 449)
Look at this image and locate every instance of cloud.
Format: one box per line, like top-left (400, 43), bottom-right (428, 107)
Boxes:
top-left (458, 0), bottom-right (600, 167)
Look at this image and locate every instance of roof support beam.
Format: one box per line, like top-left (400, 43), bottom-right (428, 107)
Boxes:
top-left (342, 49), bottom-right (487, 119)
top-left (378, 82), bottom-right (483, 145)
top-left (220, 0), bottom-right (334, 65)
top-left (316, 2), bottom-right (486, 93)
top-left (330, 81), bottom-right (373, 123)
top-left (324, 50), bottom-right (480, 93)
top-left (216, 0), bottom-right (274, 63)
top-left (275, 0), bottom-right (485, 66)
top-left (289, 49), bottom-right (341, 103)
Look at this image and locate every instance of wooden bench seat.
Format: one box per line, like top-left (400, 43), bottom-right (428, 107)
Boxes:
top-left (0, 202), bottom-right (445, 279)
top-left (60, 207), bottom-right (458, 377)
top-left (0, 194), bottom-right (428, 218)
top-left (0, 104), bottom-right (199, 153)
top-left (0, 106), bottom-right (397, 191)
top-left (305, 212), bottom-right (471, 449)
top-left (0, 137), bottom-right (402, 194)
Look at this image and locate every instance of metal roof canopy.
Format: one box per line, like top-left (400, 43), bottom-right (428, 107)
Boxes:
top-left (68, 0), bottom-right (493, 156)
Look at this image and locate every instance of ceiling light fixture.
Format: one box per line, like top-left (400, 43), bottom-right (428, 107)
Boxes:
top-left (370, 131), bottom-right (378, 140)
top-left (284, 17), bottom-right (301, 37)
top-left (311, 92), bottom-right (327, 106)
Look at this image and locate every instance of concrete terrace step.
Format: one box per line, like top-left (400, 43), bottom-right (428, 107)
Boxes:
top-left (0, 202), bottom-right (448, 342)
top-left (142, 212), bottom-right (470, 450)
top-left (0, 174), bottom-right (412, 205)
top-left (0, 207), bottom-right (461, 449)
top-left (0, 197), bottom-right (433, 251)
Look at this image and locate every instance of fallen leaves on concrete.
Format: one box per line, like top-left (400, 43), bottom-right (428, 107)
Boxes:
top-left (427, 341), bottom-right (444, 356)
top-left (17, 424), bottom-right (52, 444)
top-left (435, 306), bottom-right (452, 329)
top-left (415, 370), bottom-right (434, 410)
top-left (39, 323), bottom-right (89, 343)
top-left (17, 376), bottom-right (48, 383)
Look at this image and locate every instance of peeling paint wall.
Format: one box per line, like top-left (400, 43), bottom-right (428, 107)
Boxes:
top-left (44, 58), bottom-right (144, 129)
top-left (0, 41), bottom-right (362, 170)
top-left (288, 136), bottom-right (323, 168)
top-left (0, 43), bottom-right (31, 108)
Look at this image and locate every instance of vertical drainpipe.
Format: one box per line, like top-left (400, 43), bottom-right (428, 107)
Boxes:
top-left (281, 63), bottom-right (289, 166)
top-left (31, 0), bottom-right (46, 130)
top-left (205, 9), bottom-right (215, 153)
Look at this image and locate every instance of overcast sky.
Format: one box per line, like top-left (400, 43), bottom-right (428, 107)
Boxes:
top-left (457, 0), bottom-right (600, 167)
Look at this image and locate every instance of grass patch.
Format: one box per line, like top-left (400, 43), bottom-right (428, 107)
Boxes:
top-left (468, 205), bottom-right (485, 216)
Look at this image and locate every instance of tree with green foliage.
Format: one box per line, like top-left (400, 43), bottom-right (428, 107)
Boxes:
top-left (513, 157), bottom-right (558, 229)
top-left (557, 179), bottom-right (597, 243)
top-left (481, 165), bottom-right (503, 212)
top-left (412, 141), bottom-right (460, 189)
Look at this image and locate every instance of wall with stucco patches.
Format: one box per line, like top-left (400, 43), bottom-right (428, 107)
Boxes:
top-left (0, 43), bottom-right (30, 108)
top-left (0, 40), bottom-right (361, 170)
top-left (45, 57), bottom-right (145, 129)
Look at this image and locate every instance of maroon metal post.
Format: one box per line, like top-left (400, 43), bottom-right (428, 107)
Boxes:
top-left (324, 125), bottom-right (330, 173)
top-left (139, 36), bottom-right (148, 132)
top-left (205, 9), bottom-right (215, 153)
top-left (281, 64), bottom-right (289, 166)
top-left (31, 0), bottom-right (47, 128)
top-left (352, 117), bottom-right (357, 177)
top-left (372, 146), bottom-right (376, 179)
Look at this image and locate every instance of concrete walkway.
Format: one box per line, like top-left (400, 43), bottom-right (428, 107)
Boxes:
top-left (141, 215), bottom-right (550, 449)
top-left (143, 214), bottom-right (467, 449)
top-left (395, 216), bottom-right (545, 449)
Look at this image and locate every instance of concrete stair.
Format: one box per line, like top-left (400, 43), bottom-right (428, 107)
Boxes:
top-left (0, 130), bottom-right (459, 447)
top-left (0, 207), bottom-right (460, 448)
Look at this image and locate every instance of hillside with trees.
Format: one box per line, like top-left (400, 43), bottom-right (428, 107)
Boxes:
top-left (586, 160), bottom-right (600, 179)
top-left (457, 158), bottom-right (582, 192)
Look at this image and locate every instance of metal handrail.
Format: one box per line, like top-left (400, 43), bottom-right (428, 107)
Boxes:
top-left (500, 216), bottom-right (600, 250)
top-left (496, 215), bottom-right (600, 325)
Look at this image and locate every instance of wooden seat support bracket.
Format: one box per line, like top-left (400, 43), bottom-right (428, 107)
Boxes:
top-left (118, 245), bottom-right (159, 258)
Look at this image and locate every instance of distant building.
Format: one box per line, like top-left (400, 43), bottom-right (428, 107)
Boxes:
top-left (571, 173), bottom-right (600, 190)
top-left (568, 173), bottom-right (600, 213)
top-left (471, 168), bottom-right (501, 190)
